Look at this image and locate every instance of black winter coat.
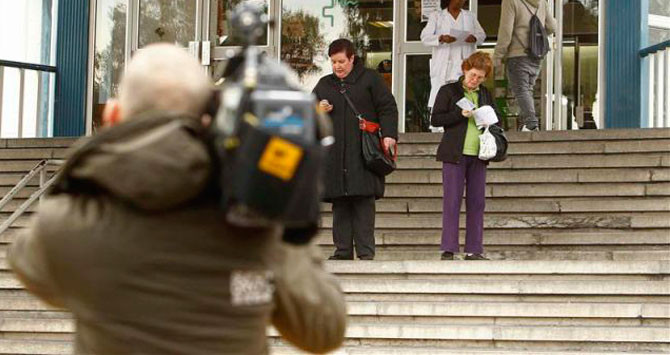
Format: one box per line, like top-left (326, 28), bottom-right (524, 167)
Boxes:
top-left (313, 59), bottom-right (399, 201)
top-left (430, 79), bottom-right (501, 164)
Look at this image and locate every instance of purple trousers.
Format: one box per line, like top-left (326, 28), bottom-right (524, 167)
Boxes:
top-left (441, 156), bottom-right (487, 254)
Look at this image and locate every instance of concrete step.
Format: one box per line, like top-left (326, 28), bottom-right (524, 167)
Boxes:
top-left (0, 160), bottom-right (62, 173)
top-left (337, 279), bottom-right (670, 296)
top-left (384, 182), bottom-right (670, 198)
top-left (319, 248), bottom-right (670, 262)
top-left (321, 197), bottom-right (670, 213)
top-left (267, 322), bottom-right (670, 344)
top-left (399, 139), bottom-right (670, 156)
top-left (0, 148), bottom-right (67, 160)
top-left (0, 139), bottom-right (74, 149)
top-left (400, 129), bottom-right (670, 143)
top-left (272, 345), bottom-right (670, 355)
top-left (0, 340), bottom-right (71, 355)
top-left (387, 168), bottom-right (670, 184)
top-left (319, 212), bottom-right (670, 229)
top-left (325, 260), bottom-right (670, 277)
top-left (396, 154), bottom-right (669, 170)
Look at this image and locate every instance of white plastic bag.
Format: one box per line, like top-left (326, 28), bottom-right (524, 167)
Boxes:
top-left (478, 126), bottom-right (497, 161)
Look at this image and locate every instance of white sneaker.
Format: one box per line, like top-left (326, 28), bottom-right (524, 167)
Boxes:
top-left (520, 125), bottom-right (538, 132)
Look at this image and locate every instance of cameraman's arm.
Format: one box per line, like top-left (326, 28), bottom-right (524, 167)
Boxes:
top-left (8, 201), bottom-right (66, 309)
top-left (271, 242), bottom-right (347, 353)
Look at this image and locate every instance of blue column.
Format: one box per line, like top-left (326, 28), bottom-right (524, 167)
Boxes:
top-left (604, 0), bottom-right (648, 128)
top-left (54, 0), bottom-right (90, 137)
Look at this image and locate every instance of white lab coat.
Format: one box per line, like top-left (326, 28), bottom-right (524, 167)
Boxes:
top-left (421, 9), bottom-right (486, 109)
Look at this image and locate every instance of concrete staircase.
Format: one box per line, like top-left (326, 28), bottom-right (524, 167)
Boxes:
top-left (0, 130), bottom-right (669, 354)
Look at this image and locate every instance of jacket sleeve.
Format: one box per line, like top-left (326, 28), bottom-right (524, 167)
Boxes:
top-left (271, 242), bottom-right (347, 354)
top-left (8, 203), bottom-right (66, 309)
top-left (472, 13), bottom-right (487, 45)
top-left (420, 12), bottom-right (441, 47)
top-left (430, 86), bottom-right (465, 129)
top-left (370, 72), bottom-right (399, 140)
top-left (493, 0), bottom-right (515, 61)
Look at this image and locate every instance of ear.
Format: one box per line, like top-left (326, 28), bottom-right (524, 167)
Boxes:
top-left (102, 99), bottom-right (122, 127)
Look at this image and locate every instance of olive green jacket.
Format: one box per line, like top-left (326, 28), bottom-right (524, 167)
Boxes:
top-left (9, 116), bottom-right (346, 354)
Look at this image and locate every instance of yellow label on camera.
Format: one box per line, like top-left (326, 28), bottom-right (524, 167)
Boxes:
top-left (258, 137), bottom-right (304, 181)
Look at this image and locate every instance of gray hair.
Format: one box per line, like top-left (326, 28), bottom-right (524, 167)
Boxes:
top-left (118, 43), bottom-right (212, 119)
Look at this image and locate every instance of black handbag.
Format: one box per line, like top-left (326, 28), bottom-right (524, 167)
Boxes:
top-left (339, 88), bottom-right (397, 176)
top-left (487, 124), bottom-right (508, 162)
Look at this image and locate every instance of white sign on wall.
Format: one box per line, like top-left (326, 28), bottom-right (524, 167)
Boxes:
top-left (421, 0), bottom-right (440, 22)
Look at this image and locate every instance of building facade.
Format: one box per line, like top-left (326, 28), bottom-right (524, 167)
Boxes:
top-left (0, 0), bottom-right (669, 137)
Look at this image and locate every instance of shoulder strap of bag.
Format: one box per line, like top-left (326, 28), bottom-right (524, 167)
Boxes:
top-left (339, 87), bottom-right (363, 119)
top-left (519, 0), bottom-right (539, 16)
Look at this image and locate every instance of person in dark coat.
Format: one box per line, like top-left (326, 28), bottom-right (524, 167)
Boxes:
top-left (430, 51), bottom-right (500, 261)
top-left (313, 39), bottom-right (399, 260)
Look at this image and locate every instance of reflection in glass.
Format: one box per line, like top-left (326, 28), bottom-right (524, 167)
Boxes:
top-left (0, 0), bottom-right (56, 66)
top-left (214, 0), bottom-right (268, 46)
top-left (93, 0), bottom-right (126, 132)
top-left (138, 0), bottom-right (196, 47)
top-left (404, 55), bottom-right (431, 132)
top-left (406, 0), bottom-right (468, 41)
top-left (281, 0), bottom-right (394, 90)
top-left (562, 0), bottom-right (599, 129)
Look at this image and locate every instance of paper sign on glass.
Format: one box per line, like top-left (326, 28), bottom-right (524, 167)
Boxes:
top-left (456, 97), bottom-right (476, 111)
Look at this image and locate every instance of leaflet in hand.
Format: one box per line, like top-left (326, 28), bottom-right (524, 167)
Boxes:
top-left (473, 105), bottom-right (499, 127)
top-left (456, 97), bottom-right (476, 111)
top-left (449, 29), bottom-right (471, 42)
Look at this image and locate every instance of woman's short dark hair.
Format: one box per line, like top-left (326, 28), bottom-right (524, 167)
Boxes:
top-left (328, 39), bottom-right (355, 58)
top-left (440, 0), bottom-right (451, 10)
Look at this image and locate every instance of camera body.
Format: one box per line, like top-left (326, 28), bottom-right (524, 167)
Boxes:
top-left (211, 3), bottom-right (332, 233)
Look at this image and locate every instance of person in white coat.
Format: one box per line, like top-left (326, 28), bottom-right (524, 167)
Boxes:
top-left (421, 0), bottom-right (486, 111)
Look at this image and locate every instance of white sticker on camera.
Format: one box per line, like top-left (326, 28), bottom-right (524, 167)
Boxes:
top-left (230, 270), bottom-right (274, 306)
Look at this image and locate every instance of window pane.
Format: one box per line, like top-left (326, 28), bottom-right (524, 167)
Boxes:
top-left (406, 0), bottom-right (469, 42)
top-left (562, 0), bottom-right (599, 129)
top-left (214, 0), bottom-right (269, 46)
top-left (93, 0), bottom-right (127, 132)
top-left (650, 0), bottom-right (670, 17)
top-left (138, 0), bottom-right (196, 48)
top-left (478, 0), bottom-right (502, 41)
top-left (404, 55), bottom-right (431, 132)
top-left (0, 0), bottom-right (57, 66)
top-left (281, 0), bottom-right (394, 90)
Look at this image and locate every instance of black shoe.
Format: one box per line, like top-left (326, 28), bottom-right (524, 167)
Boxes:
top-left (358, 255), bottom-right (374, 260)
top-left (464, 253), bottom-right (489, 260)
top-left (328, 255), bottom-right (353, 260)
top-left (441, 251), bottom-right (454, 260)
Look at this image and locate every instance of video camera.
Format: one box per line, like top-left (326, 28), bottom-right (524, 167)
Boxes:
top-left (210, 3), bottom-right (333, 243)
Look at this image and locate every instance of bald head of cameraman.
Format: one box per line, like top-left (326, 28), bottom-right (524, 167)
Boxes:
top-left (9, 43), bottom-right (346, 355)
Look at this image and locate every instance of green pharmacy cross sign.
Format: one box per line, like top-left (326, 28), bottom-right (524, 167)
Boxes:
top-left (322, 0), bottom-right (359, 26)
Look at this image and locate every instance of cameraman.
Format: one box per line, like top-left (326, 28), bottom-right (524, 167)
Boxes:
top-left (9, 43), bottom-right (346, 354)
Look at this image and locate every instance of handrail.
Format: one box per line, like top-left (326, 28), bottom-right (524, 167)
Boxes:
top-left (639, 40), bottom-right (670, 57)
top-left (0, 59), bottom-right (57, 73)
top-left (0, 159), bottom-right (63, 235)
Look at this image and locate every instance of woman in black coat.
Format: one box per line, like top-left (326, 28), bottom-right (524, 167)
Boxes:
top-left (313, 39), bottom-right (399, 260)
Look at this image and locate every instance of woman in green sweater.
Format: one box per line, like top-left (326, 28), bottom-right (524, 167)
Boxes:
top-left (430, 52), bottom-right (501, 260)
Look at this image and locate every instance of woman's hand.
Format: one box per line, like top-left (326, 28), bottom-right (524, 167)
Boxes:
top-left (462, 110), bottom-right (474, 118)
top-left (439, 35), bottom-right (456, 44)
top-left (382, 137), bottom-right (397, 156)
top-left (319, 100), bottom-right (333, 113)
top-left (465, 35), bottom-right (477, 43)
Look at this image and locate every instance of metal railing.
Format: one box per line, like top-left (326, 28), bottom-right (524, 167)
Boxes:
top-left (640, 40), bottom-right (670, 128)
top-left (0, 159), bottom-right (63, 235)
top-left (0, 60), bottom-right (57, 138)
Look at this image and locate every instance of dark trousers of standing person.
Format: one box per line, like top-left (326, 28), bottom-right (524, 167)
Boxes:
top-left (441, 156), bottom-right (486, 254)
top-left (331, 196), bottom-right (376, 260)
